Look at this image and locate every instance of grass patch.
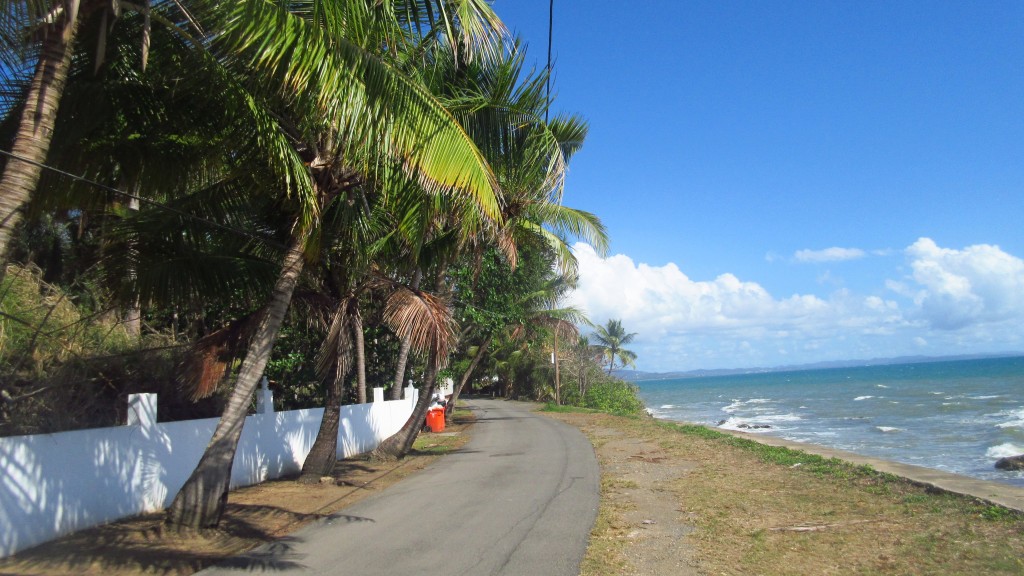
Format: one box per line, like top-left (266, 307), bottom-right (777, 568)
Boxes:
top-left (540, 403), bottom-right (600, 414)
top-left (657, 420), bottom-right (886, 482)
top-left (411, 408), bottom-right (474, 456)
top-left (550, 410), bottom-right (1024, 575)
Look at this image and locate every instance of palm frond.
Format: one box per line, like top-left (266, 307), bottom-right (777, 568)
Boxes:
top-left (315, 295), bottom-right (356, 383)
top-left (383, 285), bottom-right (456, 365)
top-left (216, 0), bottom-right (503, 224)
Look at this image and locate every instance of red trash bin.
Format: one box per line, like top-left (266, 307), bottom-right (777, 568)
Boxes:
top-left (426, 407), bottom-right (446, 433)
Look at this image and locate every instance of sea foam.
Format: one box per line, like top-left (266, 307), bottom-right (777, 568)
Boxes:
top-left (986, 443), bottom-right (1024, 459)
top-left (995, 408), bottom-right (1024, 429)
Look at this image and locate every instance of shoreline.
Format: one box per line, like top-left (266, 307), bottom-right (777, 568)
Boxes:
top-left (660, 415), bottom-right (1024, 512)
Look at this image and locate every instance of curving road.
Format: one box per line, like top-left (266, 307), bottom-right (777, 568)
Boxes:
top-left (198, 398), bottom-right (600, 575)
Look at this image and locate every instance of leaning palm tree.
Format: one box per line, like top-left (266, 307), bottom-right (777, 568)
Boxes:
top-left (591, 319), bottom-right (638, 374)
top-left (165, 0), bottom-right (506, 529)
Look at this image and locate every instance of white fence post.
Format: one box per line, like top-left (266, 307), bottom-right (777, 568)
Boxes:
top-left (373, 387), bottom-right (384, 403)
top-left (256, 376), bottom-right (274, 414)
top-left (126, 393), bottom-right (157, 427)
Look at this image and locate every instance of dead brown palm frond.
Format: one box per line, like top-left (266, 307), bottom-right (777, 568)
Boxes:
top-left (314, 295), bottom-right (356, 383)
top-left (553, 317), bottom-right (580, 340)
top-left (290, 289), bottom-right (336, 329)
top-left (178, 311), bottom-right (262, 400)
top-left (496, 227), bottom-right (518, 270)
top-left (383, 287), bottom-right (456, 366)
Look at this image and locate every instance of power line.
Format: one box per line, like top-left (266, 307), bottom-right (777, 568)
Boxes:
top-left (546, 0), bottom-right (554, 123)
top-left (0, 148), bottom-right (287, 250)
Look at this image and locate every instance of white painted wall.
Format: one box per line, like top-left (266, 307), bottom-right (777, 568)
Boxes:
top-left (0, 386), bottom-right (418, 557)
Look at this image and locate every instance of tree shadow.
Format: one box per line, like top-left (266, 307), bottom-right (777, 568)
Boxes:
top-left (0, 502), bottom-right (330, 575)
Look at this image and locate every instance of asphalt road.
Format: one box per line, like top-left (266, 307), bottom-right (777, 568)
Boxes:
top-left (198, 399), bottom-right (600, 575)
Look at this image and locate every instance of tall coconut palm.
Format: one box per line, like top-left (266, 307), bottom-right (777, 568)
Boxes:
top-left (592, 319), bottom-right (638, 374)
top-left (430, 43), bottom-right (606, 414)
top-left (165, 0), bottom-right (506, 529)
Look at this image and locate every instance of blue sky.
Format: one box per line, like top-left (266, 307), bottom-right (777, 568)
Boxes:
top-left (493, 1), bottom-right (1024, 372)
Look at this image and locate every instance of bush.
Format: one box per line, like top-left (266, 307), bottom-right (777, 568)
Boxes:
top-left (581, 379), bottom-right (646, 416)
top-left (1, 264), bottom-right (224, 435)
top-left (1, 264), bottom-right (131, 375)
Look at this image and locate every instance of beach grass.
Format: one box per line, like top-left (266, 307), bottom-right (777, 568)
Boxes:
top-left (551, 411), bottom-right (1024, 575)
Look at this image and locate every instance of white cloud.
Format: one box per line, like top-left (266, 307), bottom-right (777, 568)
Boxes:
top-left (568, 238), bottom-right (1024, 372)
top-left (902, 238), bottom-right (1024, 330)
top-left (794, 247), bottom-right (866, 263)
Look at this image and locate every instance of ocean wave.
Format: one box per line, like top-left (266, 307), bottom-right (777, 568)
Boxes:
top-left (659, 404), bottom-right (676, 409)
top-left (716, 413), bottom-right (801, 433)
top-left (876, 426), bottom-right (902, 433)
top-left (986, 443), bottom-right (1024, 459)
top-left (876, 384), bottom-right (889, 389)
top-left (854, 395), bottom-right (874, 401)
top-left (970, 395), bottom-right (1001, 400)
top-left (722, 398), bottom-right (773, 414)
top-left (995, 408), bottom-right (1024, 429)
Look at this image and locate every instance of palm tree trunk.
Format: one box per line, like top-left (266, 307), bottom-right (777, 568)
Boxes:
top-left (372, 261), bottom-right (448, 460)
top-left (390, 269), bottom-right (422, 399)
top-left (165, 227), bottom-right (307, 529)
top-left (446, 334), bottom-right (491, 423)
top-left (553, 331), bottom-right (561, 405)
top-left (297, 368), bottom-right (344, 483)
top-left (0, 8), bottom-right (80, 263)
top-left (370, 351), bottom-right (438, 460)
top-left (353, 306), bottom-right (367, 404)
top-left (390, 335), bottom-right (413, 399)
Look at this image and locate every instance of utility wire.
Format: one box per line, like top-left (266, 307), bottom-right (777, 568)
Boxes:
top-left (0, 148), bottom-right (288, 250)
top-left (546, 0), bottom-right (554, 123)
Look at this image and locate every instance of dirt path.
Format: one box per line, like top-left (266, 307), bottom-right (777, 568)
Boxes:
top-left (585, 425), bottom-right (698, 575)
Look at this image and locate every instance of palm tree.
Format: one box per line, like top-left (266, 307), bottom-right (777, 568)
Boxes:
top-left (165, 0), bottom-right (506, 529)
top-left (425, 42), bottom-right (606, 415)
top-left (591, 319), bottom-right (637, 374)
top-left (0, 0), bottom-right (196, 264)
top-left (569, 334), bottom-right (598, 398)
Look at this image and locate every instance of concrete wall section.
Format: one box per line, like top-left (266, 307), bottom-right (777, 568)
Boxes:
top-left (0, 392), bottom-right (417, 557)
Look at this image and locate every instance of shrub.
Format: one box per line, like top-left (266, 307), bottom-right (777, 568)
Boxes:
top-left (582, 379), bottom-right (646, 416)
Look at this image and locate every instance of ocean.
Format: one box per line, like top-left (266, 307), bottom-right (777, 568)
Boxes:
top-left (636, 355), bottom-right (1024, 487)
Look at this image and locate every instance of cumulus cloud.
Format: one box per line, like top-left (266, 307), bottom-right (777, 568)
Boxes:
top-left (569, 245), bottom-right (828, 336)
top-left (567, 244), bottom-right (910, 371)
top-left (902, 238), bottom-right (1024, 330)
top-left (794, 247), bottom-right (866, 263)
top-left (568, 238), bottom-right (1024, 372)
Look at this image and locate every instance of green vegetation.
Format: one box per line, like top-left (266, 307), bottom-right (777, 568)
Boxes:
top-left (0, 263), bottom-right (225, 435)
top-left (591, 319), bottom-right (638, 373)
top-left (0, 0), bottom-right (622, 529)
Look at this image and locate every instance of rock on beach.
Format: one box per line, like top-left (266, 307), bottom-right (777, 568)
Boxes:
top-left (994, 454), bottom-right (1024, 471)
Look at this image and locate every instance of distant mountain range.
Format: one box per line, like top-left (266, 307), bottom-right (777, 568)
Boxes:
top-left (613, 352), bottom-right (1024, 382)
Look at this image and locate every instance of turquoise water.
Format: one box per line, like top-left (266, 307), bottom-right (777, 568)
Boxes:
top-left (636, 356), bottom-right (1024, 487)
